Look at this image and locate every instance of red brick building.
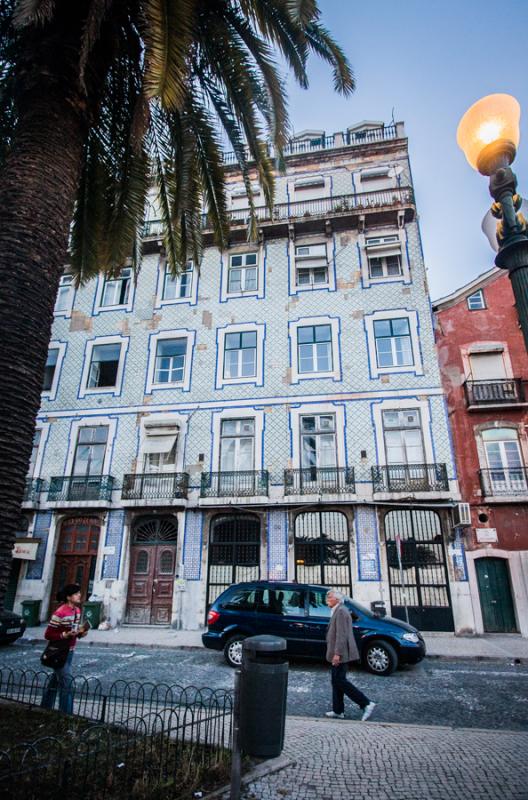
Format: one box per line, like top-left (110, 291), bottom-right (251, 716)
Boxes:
top-left (434, 267), bottom-right (528, 637)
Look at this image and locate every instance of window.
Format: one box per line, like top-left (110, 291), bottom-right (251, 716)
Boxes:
top-left (72, 426), bottom-right (108, 476)
top-left (307, 589), bottom-right (332, 619)
top-left (482, 428), bottom-right (526, 493)
top-left (368, 252), bottom-right (402, 279)
top-left (227, 253), bottom-right (258, 294)
top-left (87, 343), bottom-right (121, 389)
top-left (223, 331), bottom-right (257, 379)
top-left (374, 317), bottom-right (413, 368)
top-left (144, 444), bottom-right (177, 473)
top-left (28, 429), bottom-right (41, 478)
top-left (154, 339), bottom-right (187, 385)
top-left (468, 350), bottom-right (507, 380)
top-left (294, 176), bottom-right (325, 191)
top-left (55, 274), bottom-right (74, 314)
top-left (142, 422), bottom-right (179, 473)
top-left (220, 419), bottom-right (255, 472)
top-left (297, 325), bottom-right (333, 374)
top-left (100, 268), bottom-right (131, 308)
top-left (382, 410), bottom-right (424, 464)
top-left (221, 587), bottom-right (257, 611)
top-left (301, 414), bottom-right (337, 468)
top-left (42, 349), bottom-right (59, 392)
top-left (467, 289), bottom-right (486, 310)
top-left (259, 587), bottom-right (305, 616)
top-left (295, 243), bottom-right (329, 288)
top-left (162, 261), bottom-right (193, 301)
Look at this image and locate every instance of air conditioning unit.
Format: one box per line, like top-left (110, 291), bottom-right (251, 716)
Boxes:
top-left (452, 502), bottom-right (471, 527)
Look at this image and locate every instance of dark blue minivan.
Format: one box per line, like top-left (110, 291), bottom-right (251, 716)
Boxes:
top-left (202, 581), bottom-right (426, 675)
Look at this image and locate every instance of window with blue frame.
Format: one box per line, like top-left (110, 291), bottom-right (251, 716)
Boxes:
top-left (373, 318), bottom-right (414, 368)
top-left (297, 325), bottom-right (333, 373)
top-left (100, 268), bottom-right (131, 307)
top-left (227, 253), bottom-right (258, 294)
top-left (154, 338), bottom-right (187, 385)
top-left (162, 261), bottom-right (193, 301)
top-left (223, 331), bottom-right (257, 379)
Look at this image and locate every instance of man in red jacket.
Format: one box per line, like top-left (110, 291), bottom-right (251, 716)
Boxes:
top-left (325, 589), bottom-right (377, 721)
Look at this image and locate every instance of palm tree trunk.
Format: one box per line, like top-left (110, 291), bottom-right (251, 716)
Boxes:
top-left (0, 85), bottom-right (86, 609)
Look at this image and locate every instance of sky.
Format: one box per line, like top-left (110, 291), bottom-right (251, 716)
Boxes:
top-left (283, 0), bottom-right (528, 300)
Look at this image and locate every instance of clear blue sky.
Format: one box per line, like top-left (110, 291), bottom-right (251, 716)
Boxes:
top-left (284, 0), bottom-right (528, 299)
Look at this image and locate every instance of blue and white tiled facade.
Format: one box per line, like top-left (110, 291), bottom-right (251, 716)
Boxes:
top-left (13, 122), bottom-right (475, 634)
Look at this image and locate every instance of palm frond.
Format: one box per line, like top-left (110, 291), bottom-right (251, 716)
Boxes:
top-left (304, 20), bottom-right (355, 96)
top-left (79, 0), bottom-right (113, 93)
top-left (12, 0), bottom-right (55, 28)
top-left (148, 99), bottom-right (181, 272)
top-left (287, 0), bottom-right (318, 26)
top-left (144, 0), bottom-right (197, 111)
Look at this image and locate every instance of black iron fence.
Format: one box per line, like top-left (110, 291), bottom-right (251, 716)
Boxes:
top-left (23, 478), bottom-right (44, 503)
top-left (465, 378), bottom-right (525, 406)
top-left (0, 668), bottom-right (234, 800)
top-left (200, 470), bottom-right (269, 498)
top-left (121, 472), bottom-right (189, 500)
top-left (47, 475), bottom-right (115, 502)
top-left (372, 463), bottom-right (449, 493)
top-left (479, 467), bottom-right (528, 496)
top-left (284, 467), bottom-right (355, 495)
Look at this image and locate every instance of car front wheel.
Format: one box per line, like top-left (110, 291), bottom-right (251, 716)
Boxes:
top-left (223, 635), bottom-right (246, 668)
top-left (362, 639), bottom-right (398, 676)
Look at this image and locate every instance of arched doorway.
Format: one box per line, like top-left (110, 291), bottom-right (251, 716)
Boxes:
top-left (384, 509), bottom-right (453, 631)
top-left (294, 511), bottom-right (351, 594)
top-left (50, 517), bottom-right (101, 610)
top-left (206, 514), bottom-right (260, 608)
top-left (126, 515), bottom-right (178, 624)
top-left (476, 558), bottom-right (517, 633)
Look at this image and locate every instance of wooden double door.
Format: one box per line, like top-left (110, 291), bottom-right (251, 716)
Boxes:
top-left (126, 516), bottom-right (178, 625)
top-left (50, 518), bottom-right (100, 612)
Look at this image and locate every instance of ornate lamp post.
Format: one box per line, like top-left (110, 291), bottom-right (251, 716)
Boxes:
top-left (457, 94), bottom-right (528, 348)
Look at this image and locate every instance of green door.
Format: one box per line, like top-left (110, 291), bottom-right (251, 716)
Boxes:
top-left (476, 558), bottom-right (517, 633)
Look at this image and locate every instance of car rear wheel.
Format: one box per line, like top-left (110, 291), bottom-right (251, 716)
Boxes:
top-left (363, 639), bottom-right (398, 676)
top-left (223, 635), bottom-right (246, 668)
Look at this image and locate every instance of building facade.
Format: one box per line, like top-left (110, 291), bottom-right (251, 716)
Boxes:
top-left (434, 268), bottom-right (528, 637)
top-left (9, 121), bottom-right (469, 633)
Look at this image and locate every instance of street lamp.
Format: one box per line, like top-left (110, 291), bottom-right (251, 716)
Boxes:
top-left (457, 93), bottom-right (528, 348)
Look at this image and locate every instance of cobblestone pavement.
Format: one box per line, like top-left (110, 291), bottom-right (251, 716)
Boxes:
top-left (239, 717), bottom-right (528, 800)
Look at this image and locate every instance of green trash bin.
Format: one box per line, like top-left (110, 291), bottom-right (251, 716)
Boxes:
top-left (21, 599), bottom-right (41, 627)
top-left (83, 601), bottom-right (103, 629)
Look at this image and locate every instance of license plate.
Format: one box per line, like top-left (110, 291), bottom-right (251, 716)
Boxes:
top-left (6, 628), bottom-right (21, 634)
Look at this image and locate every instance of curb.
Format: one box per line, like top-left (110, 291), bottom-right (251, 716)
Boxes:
top-left (17, 638), bottom-right (527, 663)
top-left (204, 754), bottom-right (296, 799)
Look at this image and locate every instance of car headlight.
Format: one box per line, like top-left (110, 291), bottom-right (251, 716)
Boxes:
top-left (402, 632), bottom-right (420, 643)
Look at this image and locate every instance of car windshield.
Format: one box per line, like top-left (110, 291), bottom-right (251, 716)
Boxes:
top-left (345, 599), bottom-right (375, 618)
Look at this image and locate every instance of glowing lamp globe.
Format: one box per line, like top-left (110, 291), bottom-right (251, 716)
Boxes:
top-left (456, 94), bottom-right (521, 175)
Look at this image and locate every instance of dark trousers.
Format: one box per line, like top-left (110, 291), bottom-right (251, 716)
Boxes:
top-left (331, 662), bottom-right (369, 714)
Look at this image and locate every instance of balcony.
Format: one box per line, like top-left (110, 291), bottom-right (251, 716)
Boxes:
top-left (284, 468), bottom-right (355, 495)
top-left (143, 187), bottom-right (415, 245)
top-left (221, 124), bottom-right (400, 164)
top-left (48, 475), bottom-right (115, 504)
top-left (372, 464), bottom-right (449, 493)
top-left (465, 379), bottom-right (526, 409)
top-left (200, 470), bottom-right (269, 499)
top-left (122, 472), bottom-right (189, 501)
top-left (23, 478), bottom-right (43, 505)
top-left (479, 468), bottom-right (528, 497)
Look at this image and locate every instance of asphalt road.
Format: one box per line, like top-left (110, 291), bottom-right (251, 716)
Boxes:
top-left (1, 641), bottom-right (527, 731)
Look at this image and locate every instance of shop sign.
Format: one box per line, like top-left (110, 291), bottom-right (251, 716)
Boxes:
top-left (12, 538), bottom-right (40, 560)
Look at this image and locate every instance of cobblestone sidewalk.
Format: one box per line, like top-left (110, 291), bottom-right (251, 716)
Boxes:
top-left (239, 717), bottom-right (528, 800)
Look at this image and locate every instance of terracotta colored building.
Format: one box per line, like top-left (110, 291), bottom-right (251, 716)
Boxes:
top-left (434, 267), bottom-right (528, 637)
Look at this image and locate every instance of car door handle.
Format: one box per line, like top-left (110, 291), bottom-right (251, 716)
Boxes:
top-left (289, 622), bottom-right (305, 628)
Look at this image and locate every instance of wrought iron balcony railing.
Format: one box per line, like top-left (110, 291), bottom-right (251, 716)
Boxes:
top-left (143, 187), bottom-right (414, 237)
top-left (122, 472), bottom-right (189, 500)
top-left (220, 124), bottom-right (399, 164)
top-left (465, 379), bottom-right (525, 406)
top-left (23, 478), bottom-right (43, 503)
top-left (200, 470), bottom-right (269, 498)
top-left (372, 464), bottom-right (449, 493)
top-left (479, 468), bottom-right (528, 496)
top-left (284, 468), bottom-right (355, 495)
top-left (48, 475), bottom-right (115, 502)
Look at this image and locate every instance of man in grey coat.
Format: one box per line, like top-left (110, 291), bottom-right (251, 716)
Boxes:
top-left (325, 589), bottom-right (377, 721)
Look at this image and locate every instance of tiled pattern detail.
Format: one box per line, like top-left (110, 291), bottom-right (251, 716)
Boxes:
top-left (26, 511), bottom-right (52, 580)
top-left (355, 507), bottom-right (381, 581)
top-left (182, 511), bottom-right (203, 580)
top-left (451, 528), bottom-right (468, 582)
top-left (102, 509), bottom-right (125, 579)
top-left (267, 510), bottom-right (288, 580)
